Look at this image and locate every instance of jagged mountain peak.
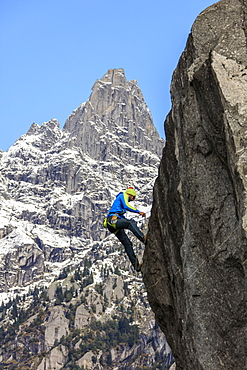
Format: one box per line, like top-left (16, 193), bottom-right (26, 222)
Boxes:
top-left (4, 118), bottom-right (63, 161)
top-left (63, 69), bottom-right (164, 161)
top-left (97, 68), bottom-right (127, 86)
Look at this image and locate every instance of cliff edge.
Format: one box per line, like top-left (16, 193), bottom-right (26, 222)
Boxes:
top-left (143, 0), bottom-right (247, 369)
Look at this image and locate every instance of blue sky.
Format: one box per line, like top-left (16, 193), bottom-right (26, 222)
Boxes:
top-left (0, 0), bottom-right (215, 151)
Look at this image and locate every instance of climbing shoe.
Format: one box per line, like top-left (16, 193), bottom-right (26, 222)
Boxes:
top-left (135, 262), bottom-right (143, 272)
top-left (142, 235), bottom-right (147, 244)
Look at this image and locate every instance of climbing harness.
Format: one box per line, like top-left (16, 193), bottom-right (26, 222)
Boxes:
top-left (103, 214), bottom-right (119, 234)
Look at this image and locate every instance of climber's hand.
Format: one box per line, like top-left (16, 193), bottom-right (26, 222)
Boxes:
top-left (139, 211), bottom-right (146, 217)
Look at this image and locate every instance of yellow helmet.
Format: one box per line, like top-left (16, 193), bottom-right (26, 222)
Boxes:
top-left (125, 187), bottom-right (136, 197)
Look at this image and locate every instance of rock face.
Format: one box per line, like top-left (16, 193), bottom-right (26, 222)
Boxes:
top-left (143, 1), bottom-right (247, 369)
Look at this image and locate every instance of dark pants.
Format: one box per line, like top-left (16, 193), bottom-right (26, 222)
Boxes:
top-left (107, 217), bottom-right (144, 269)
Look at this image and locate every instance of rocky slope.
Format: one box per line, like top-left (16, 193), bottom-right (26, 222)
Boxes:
top-left (143, 1), bottom-right (247, 369)
top-left (0, 69), bottom-right (171, 369)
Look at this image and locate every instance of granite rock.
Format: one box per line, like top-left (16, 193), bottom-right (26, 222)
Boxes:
top-left (143, 1), bottom-right (247, 369)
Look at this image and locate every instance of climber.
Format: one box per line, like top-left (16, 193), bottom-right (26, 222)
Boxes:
top-left (104, 187), bottom-right (146, 272)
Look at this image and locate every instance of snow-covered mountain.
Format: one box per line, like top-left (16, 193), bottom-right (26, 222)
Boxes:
top-left (0, 69), bottom-right (174, 369)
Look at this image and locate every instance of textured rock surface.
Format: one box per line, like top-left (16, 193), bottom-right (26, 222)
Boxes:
top-left (37, 345), bottom-right (68, 370)
top-left (143, 1), bottom-right (247, 369)
top-left (0, 229), bottom-right (44, 291)
top-left (44, 306), bottom-right (70, 349)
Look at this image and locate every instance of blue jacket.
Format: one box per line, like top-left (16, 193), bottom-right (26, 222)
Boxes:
top-left (107, 192), bottom-right (140, 218)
